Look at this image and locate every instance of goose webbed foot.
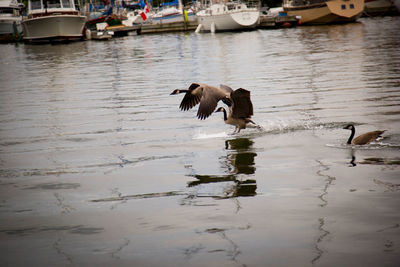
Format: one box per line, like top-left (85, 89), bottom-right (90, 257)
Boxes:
top-left (229, 127), bottom-right (239, 135)
top-left (255, 124), bottom-right (264, 131)
top-left (247, 121), bottom-right (263, 131)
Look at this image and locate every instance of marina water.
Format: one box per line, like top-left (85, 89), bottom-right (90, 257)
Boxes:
top-left (1, 16), bottom-right (400, 266)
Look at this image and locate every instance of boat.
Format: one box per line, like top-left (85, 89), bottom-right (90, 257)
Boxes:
top-left (196, 0), bottom-right (260, 33)
top-left (0, 0), bottom-right (24, 42)
top-left (151, 0), bottom-right (196, 25)
top-left (121, 1), bottom-right (146, 25)
top-left (21, 0), bottom-right (86, 43)
top-left (363, 0), bottom-right (397, 16)
top-left (258, 7), bottom-right (300, 28)
top-left (86, 13), bottom-right (126, 31)
top-left (283, 0), bottom-right (364, 25)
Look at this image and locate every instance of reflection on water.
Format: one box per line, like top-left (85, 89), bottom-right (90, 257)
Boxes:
top-left (0, 16), bottom-right (399, 266)
top-left (349, 149), bottom-right (357, 167)
top-left (312, 217), bottom-right (330, 265)
top-left (346, 148), bottom-right (400, 167)
top-left (360, 157), bottom-right (400, 166)
top-left (313, 160), bottom-right (336, 264)
top-left (187, 138), bottom-right (257, 200)
top-left (225, 138), bottom-right (257, 175)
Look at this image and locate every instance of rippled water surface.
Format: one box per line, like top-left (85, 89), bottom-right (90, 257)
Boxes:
top-left (1, 16), bottom-right (400, 266)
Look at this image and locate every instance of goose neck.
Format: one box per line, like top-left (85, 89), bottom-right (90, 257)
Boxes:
top-left (347, 127), bottom-right (355, 144)
top-left (222, 108), bottom-right (227, 121)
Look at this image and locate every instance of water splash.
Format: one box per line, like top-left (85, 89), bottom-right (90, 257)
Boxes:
top-left (193, 131), bottom-right (229, 140)
top-left (259, 120), bottom-right (343, 133)
top-left (192, 120), bottom-right (351, 140)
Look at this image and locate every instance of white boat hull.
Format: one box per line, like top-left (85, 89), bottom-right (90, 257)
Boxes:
top-left (198, 11), bottom-right (259, 31)
top-left (22, 14), bottom-right (86, 42)
top-left (197, 3), bottom-right (259, 32)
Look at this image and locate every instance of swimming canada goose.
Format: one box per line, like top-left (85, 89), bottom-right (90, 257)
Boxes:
top-left (343, 124), bottom-right (385, 145)
top-left (170, 83), bottom-right (235, 120)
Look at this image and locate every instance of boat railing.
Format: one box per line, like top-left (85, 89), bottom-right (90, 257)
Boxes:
top-left (245, 0), bottom-right (261, 9)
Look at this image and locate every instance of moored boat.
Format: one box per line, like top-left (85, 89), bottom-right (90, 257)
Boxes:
top-left (22, 0), bottom-right (86, 43)
top-left (151, 0), bottom-right (196, 25)
top-left (121, 1), bottom-right (145, 25)
top-left (283, 0), bottom-right (364, 25)
top-left (86, 13), bottom-right (126, 31)
top-left (0, 0), bottom-right (24, 42)
top-left (363, 0), bottom-right (397, 16)
top-left (196, 1), bottom-right (260, 33)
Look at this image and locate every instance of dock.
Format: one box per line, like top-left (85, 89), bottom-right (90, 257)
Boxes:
top-left (140, 21), bottom-right (198, 34)
top-left (87, 13), bottom-right (299, 41)
top-left (258, 14), bottom-right (300, 28)
top-left (105, 24), bottom-right (142, 36)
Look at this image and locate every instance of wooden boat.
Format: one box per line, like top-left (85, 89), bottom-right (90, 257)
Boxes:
top-left (283, 0), bottom-right (364, 25)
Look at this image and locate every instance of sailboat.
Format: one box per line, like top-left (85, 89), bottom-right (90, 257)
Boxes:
top-left (196, 0), bottom-right (260, 33)
top-left (151, 0), bottom-right (196, 24)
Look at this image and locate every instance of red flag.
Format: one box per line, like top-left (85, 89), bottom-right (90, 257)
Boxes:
top-left (140, 11), bottom-right (147, 20)
top-left (141, 4), bottom-right (149, 21)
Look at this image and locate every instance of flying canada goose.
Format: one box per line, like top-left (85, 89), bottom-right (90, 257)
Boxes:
top-left (171, 83), bottom-right (255, 132)
top-left (343, 124), bottom-right (385, 145)
top-left (170, 83), bottom-right (236, 120)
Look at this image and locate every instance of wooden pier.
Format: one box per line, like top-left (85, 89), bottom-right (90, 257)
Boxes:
top-left (140, 21), bottom-right (198, 34)
top-left (106, 24), bottom-right (142, 36)
top-left (257, 14), bottom-right (300, 28)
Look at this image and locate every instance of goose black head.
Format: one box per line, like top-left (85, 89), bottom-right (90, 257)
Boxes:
top-left (170, 89), bottom-right (181, 95)
top-left (343, 124), bottom-right (354, 130)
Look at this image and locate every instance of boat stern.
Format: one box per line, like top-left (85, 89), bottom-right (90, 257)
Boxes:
top-left (230, 10), bottom-right (260, 27)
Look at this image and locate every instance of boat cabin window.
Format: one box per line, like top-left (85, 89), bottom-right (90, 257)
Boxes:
top-left (341, 4), bottom-right (346, 9)
top-left (349, 3), bottom-right (354, 8)
top-left (0, 7), bottom-right (14, 14)
top-left (31, 0), bottom-right (42, 10)
top-left (47, 0), bottom-right (61, 8)
top-left (62, 0), bottom-right (72, 8)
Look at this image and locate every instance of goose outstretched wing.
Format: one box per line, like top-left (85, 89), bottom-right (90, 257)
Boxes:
top-left (197, 84), bottom-right (229, 120)
top-left (179, 83), bottom-right (202, 111)
top-left (230, 88), bottom-right (253, 119)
